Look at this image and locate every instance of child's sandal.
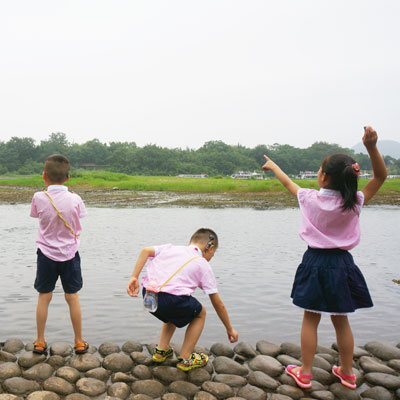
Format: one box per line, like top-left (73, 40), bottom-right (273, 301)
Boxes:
top-left (285, 365), bottom-right (313, 389)
top-left (33, 341), bottom-right (48, 355)
top-left (152, 346), bottom-right (173, 362)
top-left (176, 352), bottom-right (208, 371)
top-left (332, 365), bottom-right (357, 390)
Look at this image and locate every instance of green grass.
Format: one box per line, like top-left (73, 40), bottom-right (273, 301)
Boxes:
top-left (1, 171), bottom-right (399, 194)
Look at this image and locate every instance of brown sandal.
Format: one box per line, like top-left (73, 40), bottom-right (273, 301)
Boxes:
top-left (74, 342), bottom-right (89, 354)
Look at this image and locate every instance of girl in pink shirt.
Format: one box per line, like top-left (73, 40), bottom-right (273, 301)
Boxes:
top-left (262, 126), bottom-right (387, 390)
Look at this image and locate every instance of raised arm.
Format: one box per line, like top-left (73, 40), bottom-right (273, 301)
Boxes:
top-left (209, 293), bottom-right (238, 343)
top-left (126, 247), bottom-right (155, 297)
top-left (361, 126), bottom-right (387, 205)
top-left (262, 155), bottom-right (300, 197)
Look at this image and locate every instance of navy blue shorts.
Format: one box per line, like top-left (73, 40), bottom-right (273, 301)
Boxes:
top-left (142, 288), bottom-right (202, 328)
top-left (291, 247), bottom-right (373, 314)
top-left (34, 249), bottom-right (83, 294)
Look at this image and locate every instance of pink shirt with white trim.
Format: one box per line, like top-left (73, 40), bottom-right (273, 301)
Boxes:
top-left (297, 188), bottom-right (364, 250)
top-left (142, 244), bottom-right (218, 296)
top-left (30, 185), bottom-right (87, 261)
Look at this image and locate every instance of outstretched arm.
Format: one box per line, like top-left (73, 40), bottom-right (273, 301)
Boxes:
top-left (127, 247), bottom-right (155, 297)
top-left (209, 293), bottom-right (238, 343)
top-left (361, 126), bottom-right (387, 205)
top-left (262, 155), bottom-right (300, 197)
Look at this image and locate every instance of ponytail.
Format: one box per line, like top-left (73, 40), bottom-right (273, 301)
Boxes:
top-left (321, 153), bottom-right (359, 211)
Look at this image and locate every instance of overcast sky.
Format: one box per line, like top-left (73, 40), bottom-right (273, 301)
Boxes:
top-left (1, 1), bottom-right (399, 150)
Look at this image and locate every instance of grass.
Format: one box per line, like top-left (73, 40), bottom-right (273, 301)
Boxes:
top-left (1, 171), bottom-right (399, 194)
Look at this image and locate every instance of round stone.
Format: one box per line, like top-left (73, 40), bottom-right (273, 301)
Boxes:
top-left (169, 381), bottom-right (200, 398)
top-left (162, 394), bottom-right (186, 400)
top-left (98, 342), bottom-right (121, 357)
top-left (152, 366), bottom-right (187, 385)
top-left (50, 343), bottom-right (73, 357)
top-left (2, 377), bottom-right (41, 396)
top-left (65, 394), bottom-right (91, 400)
top-left (237, 384), bottom-right (267, 400)
top-left (364, 372), bottom-right (400, 390)
top-left (0, 363), bottom-right (21, 381)
top-left (121, 341), bottom-right (143, 354)
top-left (364, 342), bottom-right (400, 361)
top-left (3, 339), bottom-right (24, 354)
top-left (69, 353), bottom-right (101, 372)
top-left (187, 368), bottom-right (212, 385)
top-left (360, 385), bottom-right (393, 400)
top-left (360, 356), bottom-right (397, 375)
top-left (201, 382), bottom-right (234, 399)
top-left (103, 353), bottom-right (134, 372)
top-left (310, 390), bottom-right (335, 400)
top-left (130, 352), bottom-right (153, 366)
top-left (47, 355), bottom-right (65, 369)
top-left (108, 382), bottom-right (131, 399)
top-left (212, 356), bottom-right (248, 376)
top-left (256, 340), bottom-right (281, 357)
top-left (27, 392), bottom-right (60, 400)
top-left (0, 351), bottom-right (17, 363)
top-left (247, 370), bottom-right (280, 390)
top-left (43, 377), bottom-right (75, 396)
top-left (85, 367), bottom-right (111, 382)
top-left (111, 372), bottom-right (137, 383)
top-left (276, 354), bottom-right (301, 367)
top-left (22, 363), bottom-right (54, 381)
top-left (55, 366), bottom-right (81, 383)
top-left (132, 365), bottom-right (152, 380)
top-left (18, 352), bottom-right (47, 368)
top-left (210, 343), bottom-right (234, 358)
top-left (248, 355), bottom-right (284, 377)
top-left (233, 342), bottom-right (257, 359)
top-left (0, 395), bottom-right (23, 400)
top-left (193, 392), bottom-right (218, 400)
top-left (213, 374), bottom-right (247, 387)
top-left (276, 384), bottom-right (304, 399)
top-left (280, 343), bottom-right (302, 359)
top-left (329, 382), bottom-right (361, 400)
top-left (131, 380), bottom-right (166, 398)
top-left (76, 378), bottom-right (107, 396)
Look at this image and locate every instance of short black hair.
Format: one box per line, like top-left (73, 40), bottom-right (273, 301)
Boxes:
top-left (44, 154), bottom-right (70, 184)
top-left (190, 228), bottom-right (219, 249)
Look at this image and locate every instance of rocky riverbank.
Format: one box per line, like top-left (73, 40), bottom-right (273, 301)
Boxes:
top-left (1, 339), bottom-right (400, 400)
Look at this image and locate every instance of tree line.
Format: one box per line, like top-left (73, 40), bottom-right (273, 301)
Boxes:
top-left (1, 132), bottom-right (399, 176)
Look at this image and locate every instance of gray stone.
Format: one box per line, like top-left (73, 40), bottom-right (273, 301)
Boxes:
top-left (237, 384), bottom-right (267, 400)
top-left (315, 354), bottom-right (335, 365)
top-left (187, 368), bottom-right (212, 385)
top-left (131, 380), bottom-right (166, 398)
top-left (0, 395), bottom-right (23, 400)
top-left (152, 366), bottom-right (187, 385)
top-left (43, 376), bottom-right (75, 396)
top-left (329, 382), bottom-right (361, 400)
top-left (65, 394), bottom-right (91, 400)
top-left (354, 346), bottom-right (371, 359)
top-left (0, 351), bottom-right (17, 363)
top-left (69, 353), bottom-right (101, 371)
top-left (132, 365), bottom-right (152, 380)
top-left (3, 339), bottom-right (24, 354)
top-left (269, 395), bottom-right (292, 400)
top-left (99, 342), bottom-right (121, 357)
top-left (248, 355), bottom-right (284, 377)
top-left (25, 343), bottom-right (35, 352)
top-left (194, 393), bottom-right (218, 400)
top-left (213, 374), bottom-right (247, 387)
top-left (103, 353), bottom-right (134, 372)
top-left (18, 352), bottom-right (47, 368)
top-left (364, 342), bottom-right (400, 361)
top-left (0, 362), bottom-right (21, 381)
top-left (277, 354), bottom-right (301, 367)
top-left (85, 367), bottom-right (110, 382)
top-left (210, 343), bottom-right (234, 358)
top-left (112, 372), bottom-right (137, 383)
top-left (121, 341), bottom-right (143, 354)
top-left (162, 394), bottom-right (186, 400)
top-left (55, 366), bottom-right (81, 383)
top-left (311, 367), bottom-right (333, 385)
top-left (129, 395), bottom-right (153, 400)
top-left (280, 343), bottom-right (302, 360)
top-left (247, 370), bottom-right (280, 390)
top-left (364, 372), bottom-right (400, 390)
top-left (315, 345), bottom-right (337, 356)
top-left (388, 359), bottom-right (400, 371)
top-left (108, 382), bottom-right (131, 399)
top-left (27, 392), bottom-right (60, 400)
top-left (360, 385), bottom-right (393, 400)
top-left (256, 340), bottom-right (281, 357)
top-left (397, 388), bottom-right (400, 399)
top-left (212, 356), bottom-right (248, 376)
top-left (169, 381), bottom-right (200, 398)
top-left (309, 390), bottom-right (334, 400)
top-left (233, 342), bottom-right (257, 359)
top-left (23, 363), bottom-right (54, 381)
top-left (76, 377), bottom-right (107, 396)
top-left (2, 377), bottom-right (41, 396)
top-left (130, 352), bottom-right (153, 366)
top-left (277, 384), bottom-right (304, 399)
top-left (201, 381), bottom-right (234, 399)
top-left (360, 356), bottom-right (397, 375)
top-left (47, 355), bottom-right (65, 369)
top-left (50, 343), bottom-right (73, 357)
top-left (312, 355), bottom-right (331, 371)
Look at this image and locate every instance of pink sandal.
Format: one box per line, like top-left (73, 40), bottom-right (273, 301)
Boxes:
top-left (285, 365), bottom-right (312, 389)
top-left (332, 365), bottom-right (356, 389)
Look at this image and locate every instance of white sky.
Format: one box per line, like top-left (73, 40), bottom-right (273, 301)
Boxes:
top-left (1, 0), bottom-right (399, 149)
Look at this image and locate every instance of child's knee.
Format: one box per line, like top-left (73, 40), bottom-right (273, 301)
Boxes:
top-left (199, 306), bottom-right (206, 318)
top-left (64, 292), bottom-right (79, 303)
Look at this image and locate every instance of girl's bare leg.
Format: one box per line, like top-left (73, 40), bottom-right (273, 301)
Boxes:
top-left (179, 307), bottom-right (206, 360)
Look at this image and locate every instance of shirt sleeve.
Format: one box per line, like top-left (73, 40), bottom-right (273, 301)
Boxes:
top-left (77, 198), bottom-right (87, 218)
top-left (198, 260), bottom-right (218, 295)
top-left (30, 195), bottom-right (38, 218)
top-left (153, 244), bottom-right (172, 258)
top-left (356, 191), bottom-right (365, 214)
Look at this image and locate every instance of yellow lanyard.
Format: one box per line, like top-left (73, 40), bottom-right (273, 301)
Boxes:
top-left (159, 256), bottom-right (201, 291)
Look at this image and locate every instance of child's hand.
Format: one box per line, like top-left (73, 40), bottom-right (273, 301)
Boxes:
top-left (362, 126), bottom-right (378, 150)
top-left (127, 277), bottom-right (139, 297)
top-left (261, 155), bottom-right (277, 172)
top-left (227, 328), bottom-right (239, 343)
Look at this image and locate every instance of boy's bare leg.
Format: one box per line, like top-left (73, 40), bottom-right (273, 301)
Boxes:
top-left (158, 322), bottom-right (176, 350)
top-left (331, 315), bottom-right (355, 380)
top-left (64, 292), bottom-right (84, 346)
top-left (36, 292), bottom-right (52, 347)
top-left (179, 307), bottom-right (206, 360)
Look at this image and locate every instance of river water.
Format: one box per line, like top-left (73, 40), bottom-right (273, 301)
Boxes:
top-left (1, 204), bottom-right (399, 347)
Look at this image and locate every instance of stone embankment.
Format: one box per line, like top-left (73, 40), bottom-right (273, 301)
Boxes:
top-left (1, 339), bottom-right (400, 400)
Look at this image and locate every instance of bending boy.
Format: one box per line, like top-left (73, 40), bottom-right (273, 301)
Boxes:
top-left (30, 154), bottom-right (88, 354)
top-left (127, 228), bottom-right (238, 371)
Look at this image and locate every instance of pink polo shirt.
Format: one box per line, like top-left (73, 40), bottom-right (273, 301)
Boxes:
top-left (30, 185), bottom-right (87, 261)
top-left (297, 188), bottom-right (364, 250)
top-left (142, 244), bottom-right (218, 296)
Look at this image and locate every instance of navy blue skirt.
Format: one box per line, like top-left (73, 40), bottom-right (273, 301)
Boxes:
top-left (291, 247), bottom-right (373, 314)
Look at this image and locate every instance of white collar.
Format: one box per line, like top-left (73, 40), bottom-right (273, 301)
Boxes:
top-left (47, 185), bottom-right (68, 191)
top-left (319, 188), bottom-right (341, 196)
top-left (189, 245), bottom-right (203, 256)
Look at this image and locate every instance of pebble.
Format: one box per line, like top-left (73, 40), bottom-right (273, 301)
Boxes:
top-left (98, 342), bottom-right (121, 357)
top-left (76, 378), bottom-right (107, 396)
top-left (102, 353), bottom-right (134, 372)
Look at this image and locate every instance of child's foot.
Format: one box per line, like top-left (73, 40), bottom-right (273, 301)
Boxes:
top-left (74, 342), bottom-right (89, 354)
top-left (332, 365), bottom-right (357, 389)
top-left (285, 365), bottom-right (312, 389)
top-left (152, 346), bottom-right (174, 362)
top-left (33, 341), bottom-right (48, 355)
top-left (177, 352), bottom-right (208, 371)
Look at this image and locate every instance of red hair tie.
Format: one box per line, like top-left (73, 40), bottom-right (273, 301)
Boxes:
top-left (352, 162), bottom-right (360, 176)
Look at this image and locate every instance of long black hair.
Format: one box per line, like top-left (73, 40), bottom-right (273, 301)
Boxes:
top-left (321, 153), bottom-right (359, 211)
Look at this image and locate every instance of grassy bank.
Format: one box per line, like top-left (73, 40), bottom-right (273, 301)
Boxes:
top-left (1, 171), bottom-right (400, 194)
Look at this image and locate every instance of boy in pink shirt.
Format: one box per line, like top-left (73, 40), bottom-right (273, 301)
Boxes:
top-left (30, 154), bottom-right (88, 355)
top-left (127, 228), bottom-right (238, 371)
